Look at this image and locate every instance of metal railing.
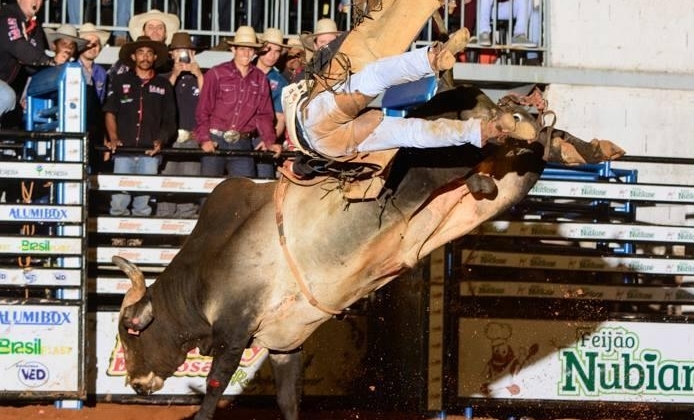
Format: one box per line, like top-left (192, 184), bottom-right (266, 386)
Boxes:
top-left (39, 0), bottom-right (546, 62)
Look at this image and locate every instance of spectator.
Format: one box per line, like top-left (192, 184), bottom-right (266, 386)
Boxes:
top-left (108, 9), bottom-right (180, 79)
top-left (194, 26), bottom-right (275, 178)
top-left (477, 0), bottom-right (535, 47)
top-left (103, 36), bottom-right (176, 216)
top-left (0, 0), bottom-right (54, 122)
top-left (78, 23), bottom-right (110, 102)
top-left (158, 31), bottom-right (204, 218)
top-left (78, 22), bottom-right (110, 173)
top-left (279, 37), bottom-right (305, 83)
top-left (44, 24), bottom-right (89, 64)
top-left (283, 29), bottom-right (533, 162)
top-left (301, 17), bottom-right (342, 52)
top-left (254, 27), bottom-right (288, 179)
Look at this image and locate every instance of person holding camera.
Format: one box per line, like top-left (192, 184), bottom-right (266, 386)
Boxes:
top-left (158, 31), bottom-right (205, 218)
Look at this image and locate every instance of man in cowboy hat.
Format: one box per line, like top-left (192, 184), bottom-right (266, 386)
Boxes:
top-left (78, 23), bottom-right (111, 174)
top-left (45, 24), bottom-right (89, 64)
top-left (253, 27), bottom-right (289, 178)
top-left (301, 18), bottom-right (343, 52)
top-left (194, 26), bottom-right (275, 179)
top-left (158, 31), bottom-right (204, 218)
top-left (78, 23), bottom-right (110, 103)
top-left (103, 36), bottom-right (176, 216)
top-left (108, 9), bottom-right (180, 79)
top-left (280, 37), bottom-right (305, 84)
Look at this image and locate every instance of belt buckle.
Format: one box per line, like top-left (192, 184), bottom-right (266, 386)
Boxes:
top-left (223, 130), bottom-right (241, 143)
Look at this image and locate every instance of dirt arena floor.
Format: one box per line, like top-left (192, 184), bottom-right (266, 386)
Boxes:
top-left (0, 402), bottom-right (680, 420)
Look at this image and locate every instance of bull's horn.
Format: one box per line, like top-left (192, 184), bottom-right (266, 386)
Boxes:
top-left (112, 256), bottom-right (147, 307)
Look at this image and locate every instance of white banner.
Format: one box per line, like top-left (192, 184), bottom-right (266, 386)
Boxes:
top-left (0, 162), bottom-right (83, 180)
top-left (95, 312), bottom-right (268, 395)
top-left (0, 305), bottom-right (80, 392)
top-left (458, 318), bottom-right (694, 403)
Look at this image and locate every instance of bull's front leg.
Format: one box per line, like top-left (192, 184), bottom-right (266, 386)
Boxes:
top-left (269, 348), bottom-right (303, 420)
top-left (194, 337), bottom-right (247, 420)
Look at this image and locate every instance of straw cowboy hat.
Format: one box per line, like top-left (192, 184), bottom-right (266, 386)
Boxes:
top-left (119, 36), bottom-right (169, 69)
top-left (300, 18), bottom-right (343, 50)
top-left (225, 26), bottom-right (262, 48)
top-left (45, 24), bottom-right (90, 52)
top-left (128, 9), bottom-right (180, 45)
top-left (258, 27), bottom-right (289, 48)
top-left (78, 22), bottom-right (111, 47)
top-left (168, 32), bottom-right (196, 50)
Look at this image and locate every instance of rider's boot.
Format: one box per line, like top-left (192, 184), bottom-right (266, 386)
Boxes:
top-left (429, 28), bottom-right (471, 71)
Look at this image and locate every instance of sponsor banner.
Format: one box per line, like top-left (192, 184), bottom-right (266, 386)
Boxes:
top-left (92, 247), bottom-right (180, 265)
top-left (462, 250), bottom-right (694, 275)
top-left (529, 180), bottom-right (694, 204)
top-left (0, 162), bottom-right (82, 180)
top-left (0, 236), bottom-right (82, 255)
top-left (460, 281), bottom-right (694, 303)
top-left (477, 221), bottom-right (694, 243)
top-left (459, 318), bottom-right (694, 403)
top-left (95, 217), bottom-right (196, 235)
top-left (89, 277), bottom-right (157, 294)
top-left (0, 305), bottom-right (80, 392)
top-left (0, 205), bottom-right (82, 222)
top-left (0, 268), bottom-right (81, 286)
top-left (94, 175), bottom-right (225, 193)
top-left (95, 312), bottom-right (268, 395)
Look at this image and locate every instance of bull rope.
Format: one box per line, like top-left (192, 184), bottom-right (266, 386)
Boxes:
top-left (273, 176), bottom-right (343, 316)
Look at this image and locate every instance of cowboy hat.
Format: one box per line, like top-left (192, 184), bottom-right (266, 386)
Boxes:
top-left (128, 9), bottom-right (180, 45)
top-left (78, 22), bottom-right (110, 47)
top-left (258, 27), bottom-right (289, 48)
top-left (225, 26), bottom-right (262, 48)
top-left (168, 32), bottom-right (196, 50)
top-left (119, 36), bottom-right (169, 69)
top-left (300, 18), bottom-right (343, 51)
top-left (45, 24), bottom-right (90, 52)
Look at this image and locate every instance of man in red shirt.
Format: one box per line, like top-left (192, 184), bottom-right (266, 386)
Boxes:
top-left (194, 26), bottom-right (276, 178)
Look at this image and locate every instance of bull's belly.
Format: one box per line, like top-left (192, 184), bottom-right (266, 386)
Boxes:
top-left (251, 301), bottom-right (333, 352)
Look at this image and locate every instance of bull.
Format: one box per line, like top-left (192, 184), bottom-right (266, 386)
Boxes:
top-left (113, 1), bottom-right (625, 419)
top-left (114, 95), bottom-right (622, 419)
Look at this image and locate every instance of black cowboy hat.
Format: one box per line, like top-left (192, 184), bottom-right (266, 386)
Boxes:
top-left (119, 35), bottom-right (169, 69)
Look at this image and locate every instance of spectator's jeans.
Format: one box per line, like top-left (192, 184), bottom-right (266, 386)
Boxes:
top-left (200, 133), bottom-right (256, 178)
top-left (0, 81), bottom-right (16, 118)
top-left (479, 0), bottom-right (530, 36)
top-left (110, 155), bottom-right (160, 216)
top-left (252, 138), bottom-right (276, 179)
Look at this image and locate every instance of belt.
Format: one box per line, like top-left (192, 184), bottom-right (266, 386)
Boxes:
top-left (210, 129), bottom-right (258, 143)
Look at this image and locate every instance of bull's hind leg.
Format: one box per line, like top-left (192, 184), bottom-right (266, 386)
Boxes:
top-left (269, 349), bottom-right (303, 420)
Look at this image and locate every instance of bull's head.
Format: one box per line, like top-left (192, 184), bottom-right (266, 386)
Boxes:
top-left (113, 256), bottom-right (186, 396)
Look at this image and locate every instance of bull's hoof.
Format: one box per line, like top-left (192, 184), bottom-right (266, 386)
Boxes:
top-left (466, 173), bottom-right (497, 195)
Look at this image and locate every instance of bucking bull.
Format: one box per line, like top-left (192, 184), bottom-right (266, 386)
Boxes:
top-left (112, 1), bottom-right (625, 419)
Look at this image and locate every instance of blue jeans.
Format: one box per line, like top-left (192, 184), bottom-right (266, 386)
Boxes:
top-left (200, 134), bottom-right (256, 178)
top-left (110, 155), bottom-right (160, 216)
top-left (0, 81), bottom-right (16, 117)
top-left (252, 138), bottom-right (276, 179)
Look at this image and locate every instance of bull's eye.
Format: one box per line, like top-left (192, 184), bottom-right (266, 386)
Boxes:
top-left (513, 113), bottom-right (523, 122)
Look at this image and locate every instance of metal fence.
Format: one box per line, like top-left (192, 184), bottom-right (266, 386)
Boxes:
top-left (39, 0), bottom-right (545, 62)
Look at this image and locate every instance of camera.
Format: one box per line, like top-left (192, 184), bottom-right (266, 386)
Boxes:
top-left (178, 51), bottom-right (191, 63)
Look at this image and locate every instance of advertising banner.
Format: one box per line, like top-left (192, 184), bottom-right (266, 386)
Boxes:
top-left (95, 312), bottom-right (268, 395)
top-left (458, 318), bottom-right (694, 403)
top-left (0, 304), bottom-right (81, 392)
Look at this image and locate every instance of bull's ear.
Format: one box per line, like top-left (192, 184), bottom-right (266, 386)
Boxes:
top-left (121, 295), bottom-right (154, 334)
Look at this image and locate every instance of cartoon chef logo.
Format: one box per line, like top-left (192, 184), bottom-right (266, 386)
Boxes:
top-left (481, 322), bottom-right (539, 397)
